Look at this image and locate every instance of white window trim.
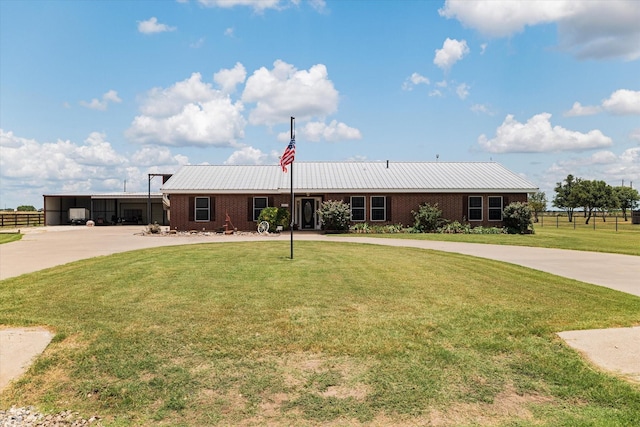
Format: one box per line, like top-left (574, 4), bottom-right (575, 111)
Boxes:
top-left (195, 197), bottom-right (210, 222)
top-left (468, 196), bottom-right (483, 222)
top-left (488, 196), bottom-right (503, 221)
top-left (370, 196), bottom-right (386, 222)
top-left (350, 196), bottom-right (366, 222)
top-left (253, 196), bottom-right (268, 222)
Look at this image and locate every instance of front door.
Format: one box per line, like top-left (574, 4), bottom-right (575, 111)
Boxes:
top-left (301, 198), bottom-right (316, 229)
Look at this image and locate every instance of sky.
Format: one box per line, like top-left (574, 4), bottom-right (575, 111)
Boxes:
top-left (1, 0), bottom-right (639, 210)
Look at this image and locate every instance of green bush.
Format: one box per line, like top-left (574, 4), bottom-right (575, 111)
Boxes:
top-left (349, 223), bottom-right (405, 234)
top-left (502, 202), bottom-right (534, 234)
top-left (411, 203), bottom-right (446, 233)
top-left (317, 200), bottom-right (351, 232)
top-left (258, 207), bottom-right (290, 232)
top-left (437, 220), bottom-right (471, 234)
top-left (436, 221), bottom-right (505, 234)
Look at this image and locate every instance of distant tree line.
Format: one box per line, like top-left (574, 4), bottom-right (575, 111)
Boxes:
top-left (550, 175), bottom-right (639, 224)
top-left (1, 205), bottom-right (39, 212)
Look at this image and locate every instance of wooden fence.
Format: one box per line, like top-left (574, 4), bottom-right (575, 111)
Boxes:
top-left (0, 212), bottom-right (44, 228)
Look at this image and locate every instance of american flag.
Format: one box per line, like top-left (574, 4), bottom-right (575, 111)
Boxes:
top-left (280, 139), bottom-right (296, 172)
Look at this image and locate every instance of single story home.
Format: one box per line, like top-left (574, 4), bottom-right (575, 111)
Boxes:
top-left (160, 161), bottom-right (538, 232)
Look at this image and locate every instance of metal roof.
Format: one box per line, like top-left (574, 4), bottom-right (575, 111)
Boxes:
top-left (44, 192), bottom-right (162, 199)
top-left (160, 162), bottom-right (538, 194)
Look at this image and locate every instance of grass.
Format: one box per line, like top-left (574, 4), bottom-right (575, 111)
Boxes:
top-left (1, 241), bottom-right (639, 426)
top-left (0, 233), bottom-right (22, 244)
top-left (350, 217), bottom-right (640, 256)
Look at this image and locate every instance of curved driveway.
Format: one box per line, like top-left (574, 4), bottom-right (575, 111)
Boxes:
top-left (1, 226), bottom-right (638, 297)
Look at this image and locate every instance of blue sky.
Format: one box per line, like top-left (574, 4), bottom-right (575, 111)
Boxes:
top-left (1, 0), bottom-right (639, 209)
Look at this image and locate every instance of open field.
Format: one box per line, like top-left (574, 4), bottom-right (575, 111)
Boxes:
top-left (1, 241), bottom-right (639, 426)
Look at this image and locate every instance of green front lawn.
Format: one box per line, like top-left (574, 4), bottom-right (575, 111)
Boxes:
top-left (0, 233), bottom-right (22, 244)
top-left (1, 241), bottom-right (639, 426)
top-left (351, 223), bottom-right (640, 256)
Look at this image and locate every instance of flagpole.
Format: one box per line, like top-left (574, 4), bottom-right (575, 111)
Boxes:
top-left (290, 116), bottom-right (295, 260)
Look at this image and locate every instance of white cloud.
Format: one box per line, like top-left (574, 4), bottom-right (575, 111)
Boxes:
top-left (439, 0), bottom-right (640, 61)
top-left (433, 38), bottom-right (469, 71)
top-left (471, 103), bottom-right (494, 115)
top-left (242, 60), bottom-right (339, 126)
top-left (402, 72), bottom-right (430, 91)
top-left (0, 129), bottom-right (188, 207)
top-left (478, 113), bottom-right (613, 153)
top-left (278, 120), bottom-right (362, 142)
top-left (563, 101), bottom-right (601, 117)
top-left (138, 17), bottom-right (176, 34)
top-left (126, 72), bottom-right (246, 146)
top-left (224, 146), bottom-right (276, 165)
top-left (602, 89), bottom-right (640, 115)
top-left (630, 128), bottom-right (640, 143)
top-left (197, 0), bottom-right (283, 12)
top-left (565, 89), bottom-right (640, 117)
top-left (309, 0), bottom-right (327, 13)
top-left (480, 43), bottom-right (488, 54)
top-left (224, 27), bottom-right (234, 37)
top-left (456, 83), bottom-right (470, 99)
top-left (548, 148), bottom-right (640, 185)
top-left (214, 62), bottom-right (247, 94)
top-left (190, 37), bottom-right (205, 48)
top-left (131, 146), bottom-right (190, 167)
top-left (80, 90), bottom-right (122, 111)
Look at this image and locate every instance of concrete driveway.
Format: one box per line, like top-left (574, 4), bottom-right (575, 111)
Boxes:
top-left (1, 225), bottom-right (639, 389)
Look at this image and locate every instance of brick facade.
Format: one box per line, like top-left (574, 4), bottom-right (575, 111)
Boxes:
top-left (168, 192), bottom-right (528, 231)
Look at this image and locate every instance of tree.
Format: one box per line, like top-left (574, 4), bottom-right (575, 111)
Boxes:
top-left (17, 205), bottom-right (37, 211)
top-left (553, 175), bottom-right (580, 222)
top-left (528, 191), bottom-right (547, 223)
top-left (574, 180), bottom-right (616, 224)
top-left (614, 186), bottom-right (640, 221)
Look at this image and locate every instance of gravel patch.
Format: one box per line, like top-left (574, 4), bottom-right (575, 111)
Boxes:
top-left (0, 406), bottom-right (101, 426)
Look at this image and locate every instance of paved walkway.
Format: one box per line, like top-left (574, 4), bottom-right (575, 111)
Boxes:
top-left (1, 226), bottom-right (638, 389)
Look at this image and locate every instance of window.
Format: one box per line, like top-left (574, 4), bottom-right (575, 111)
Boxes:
top-left (488, 196), bottom-right (503, 221)
top-left (253, 197), bottom-right (268, 221)
top-left (371, 196), bottom-right (386, 221)
top-left (195, 197), bottom-right (210, 221)
top-left (350, 196), bottom-right (365, 221)
top-left (468, 196), bottom-right (482, 221)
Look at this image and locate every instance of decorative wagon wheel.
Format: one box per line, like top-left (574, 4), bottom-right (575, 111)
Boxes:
top-left (257, 221), bottom-right (270, 235)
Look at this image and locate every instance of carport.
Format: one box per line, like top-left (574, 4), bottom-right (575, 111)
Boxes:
top-left (43, 192), bottom-right (167, 226)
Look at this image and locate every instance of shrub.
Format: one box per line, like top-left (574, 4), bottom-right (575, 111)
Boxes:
top-left (468, 226), bottom-right (506, 234)
top-left (349, 223), bottom-right (405, 234)
top-left (411, 203), bottom-right (446, 233)
top-left (437, 220), bottom-right (471, 234)
top-left (502, 202), bottom-right (534, 234)
top-left (258, 207), bottom-right (290, 232)
top-left (317, 200), bottom-right (351, 232)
